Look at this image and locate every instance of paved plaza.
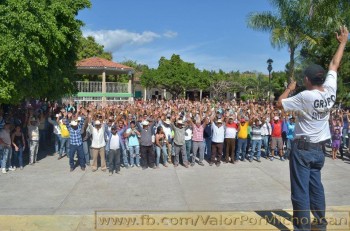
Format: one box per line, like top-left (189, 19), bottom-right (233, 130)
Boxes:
top-left (0, 148), bottom-right (350, 230)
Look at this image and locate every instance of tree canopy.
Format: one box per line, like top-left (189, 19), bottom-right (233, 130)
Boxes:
top-left (77, 36), bottom-right (112, 61)
top-left (0, 0), bottom-right (90, 104)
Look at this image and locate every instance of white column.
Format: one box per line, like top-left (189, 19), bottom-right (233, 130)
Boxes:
top-left (199, 90), bottom-right (203, 101)
top-left (128, 77), bottom-right (133, 102)
top-left (102, 71), bottom-right (106, 104)
top-left (144, 88), bottom-right (147, 101)
top-left (163, 89), bottom-right (166, 99)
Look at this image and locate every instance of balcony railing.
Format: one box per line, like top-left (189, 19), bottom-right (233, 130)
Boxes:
top-left (76, 81), bottom-right (128, 93)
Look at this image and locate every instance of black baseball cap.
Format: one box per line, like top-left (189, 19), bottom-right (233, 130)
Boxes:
top-left (304, 64), bottom-right (326, 81)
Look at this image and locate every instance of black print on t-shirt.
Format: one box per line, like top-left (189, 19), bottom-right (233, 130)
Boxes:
top-left (312, 94), bottom-right (335, 120)
top-left (313, 95), bottom-right (336, 109)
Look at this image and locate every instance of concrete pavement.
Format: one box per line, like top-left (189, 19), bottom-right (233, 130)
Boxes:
top-left (0, 148), bottom-right (349, 230)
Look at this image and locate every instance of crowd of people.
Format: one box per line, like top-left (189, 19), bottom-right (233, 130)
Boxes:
top-left (0, 98), bottom-right (349, 175)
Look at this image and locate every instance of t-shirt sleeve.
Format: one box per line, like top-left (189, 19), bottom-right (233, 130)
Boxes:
top-left (281, 92), bottom-right (303, 112)
top-left (323, 70), bottom-right (337, 96)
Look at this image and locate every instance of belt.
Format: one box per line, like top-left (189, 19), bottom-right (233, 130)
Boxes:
top-left (293, 139), bottom-right (327, 149)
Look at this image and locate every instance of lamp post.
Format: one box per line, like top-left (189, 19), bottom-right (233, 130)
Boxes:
top-left (267, 58), bottom-right (273, 103)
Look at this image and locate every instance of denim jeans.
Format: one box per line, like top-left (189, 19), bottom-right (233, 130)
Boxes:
top-left (342, 127), bottom-right (348, 147)
top-left (54, 133), bottom-right (62, 153)
top-left (0, 147), bottom-right (10, 169)
top-left (250, 139), bottom-right (262, 160)
top-left (236, 138), bottom-right (247, 161)
top-left (69, 144), bottom-right (85, 169)
top-left (155, 144), bottom-right (167, 166)
top-left (6, 146), bottom-right (13, 168)
top-left (129, 145), bottom-right (140, 166)
top-left (290, 140), bottom-right (327, 231)
top-left (59, 137), bottom-right (70, 157)
top-left (13, 146), bottom-right (24, 168)
top-left (174, 143), bottom-right (188, 165)
top-left (204, 137), bottom-right (212, 160)
top-left (39, 129), bottom-right (47, 146)
top-left (83, 140), bottom-right (90, 165)
top-left (120, 141), bottom-right (128, 166)
top-left (285, 139), bottom-right (292, 159)
top-left (261, 135), bottom-right (270, 157)
top-left (185, 140), bottom-right (192, 161)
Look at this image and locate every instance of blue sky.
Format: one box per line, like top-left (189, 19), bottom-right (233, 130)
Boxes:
top-left (77, 0), bottom-right (290, 73)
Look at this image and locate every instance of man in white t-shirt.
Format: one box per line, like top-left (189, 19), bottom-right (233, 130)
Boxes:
top-left (277, 26), bottom-right (348, 231)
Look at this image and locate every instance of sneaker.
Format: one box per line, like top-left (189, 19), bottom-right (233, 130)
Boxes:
top-left (184, 164), bottom-right (189, 168)
top-left (130, 165), bottom-right (135, 168)
top-left (215, 162), bottom-right (221, 167)
top-left (109, 172), bottom-right (113, 176)
top-left (242, 158), bottom-right (246, 162)
top-left (163, 164), bottom-right (168, 167)
top-left (81, 167), bottom-right (86, 171)
top-left (174, 164), bottom-right (179, 168)
top-left (9, 167), bottom-right (16, 171)
top-left (198, 162), bottom-right (204, 166)
top-left (136, 164), bottom-right (141, 168)
top-left (190, 162), bottom-right (195, 167)
top-left (124, 165), bottom-right (129, 169)
top-left (257, 159), bottom-right (261, 163)
top-left (249, 159), bottom-right (253, 163)
top-left (20, 167), bottom-right (23, 170)
top-left (2, 168), bottom-right (7, 174)
top-left (209, 162), bottom-right (214, 166)
top-left (280, 157), bottom-right (285, 161)
top-left (270, 157), bottom-right (274, 161)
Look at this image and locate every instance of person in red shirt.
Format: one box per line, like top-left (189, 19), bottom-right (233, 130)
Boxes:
top-left (270, 115), bottom-right (285, 161)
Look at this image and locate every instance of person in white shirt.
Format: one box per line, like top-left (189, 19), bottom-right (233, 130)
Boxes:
top-left (89, 120), bottom-right (107, 172)
top-left (48, 113), bottom-right (61, 155)
top-left (210, 118), bottom-right (225, 167)
top-left (27, 117), bottom-right (40, 165)
top-left (260, 117), bottom-right (272, 158)
top-left (106, 125), bottom-right (121, 175)
top-left (184, 120), bottom-right (193, 166)
top-left (0, 123), bottom-right (12, 173)
top-left (276, 26), bottom-right (348, 231)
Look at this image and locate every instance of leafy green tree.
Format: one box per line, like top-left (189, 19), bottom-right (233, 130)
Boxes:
top-left (140, 54), bottom-right (201, 99)
top-left (247, 0), bottom-right (316, 83)
top-left (77, 36), bottom-right (112, 61)
top-left (0, 0), bottom-right (90, 104)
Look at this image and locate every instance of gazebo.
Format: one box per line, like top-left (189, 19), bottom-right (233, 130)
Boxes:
top-left (74, 57), bottom-right (134, 103)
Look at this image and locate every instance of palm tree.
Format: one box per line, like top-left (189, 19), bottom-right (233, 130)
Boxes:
top-left (247, 0), bottom-right (317, 83)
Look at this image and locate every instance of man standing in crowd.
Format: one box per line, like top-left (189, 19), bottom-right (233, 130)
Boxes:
top-left (210, 118), bottom-right (225, 167)
top-left (0, 123), bottom-right (12, 173)
top-left (188, 116), bottom-right (208, 166)
top-left (27, 116), bottom-right (40, 165)
top-left (65, 112), bottom-right (86, 172)
top-left (89, 120), bottom-right (107, 172)
top-left (270, 115), bottom-right (285, 161)
top-left (224, 115), bottom-right (238, 163)
top-left (277, 25), bottom-right (348, 231)
top-left (137, 120), bottom-right (156, 170)
top-left (171, 119), bottom-right (189, 168)
top-left (236, 118), bottom-right (249, 162)
top-left (106, 125), bottom-right (121, 175)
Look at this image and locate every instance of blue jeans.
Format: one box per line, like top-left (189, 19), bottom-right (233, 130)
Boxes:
top-left (290, 140), bottom-right (327, 231)
top-left (155, 144), bottom-right (167, 166)
top-left (236, 138), bottom-right (247, 160)
top-left (261, 135), bottom-right (270, 157)
top-left (54, 134), bottom-right (62, 153)
top-left (250, 139), bottom-right (262, 160)
top-left (69, 144), bottom-right (85, 169)
top-left (285, 138), bottom-right (292, 159)
top-left (59, 137), bottom-right (70, 157)
top-left (120, 141), bottom-right (128, 166)
top-left (0, 147), bottom-right (10, 169)
top-left (129, 145), bottom-right (140, 166)
top-left (6, 146), bottom-right (13, 169)
top-left (83, 140), bottom-right (90, 165)
top-left (13, 146), bottom-right (24, 168)
top-left (185, 140), bottom-right (192, 161)
top-left (204, 137), bottom-right (212, 160)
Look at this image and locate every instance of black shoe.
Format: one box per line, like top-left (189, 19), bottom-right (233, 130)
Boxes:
top-left (70, 168), bottom-right (74, 172)
top-left (190, 162), bottom-right (195, 167)
top-left (216, 162), bottom-right (221, 167)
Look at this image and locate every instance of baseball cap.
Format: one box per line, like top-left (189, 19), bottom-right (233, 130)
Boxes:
top-left (304, 64), bottom-right (326, 81)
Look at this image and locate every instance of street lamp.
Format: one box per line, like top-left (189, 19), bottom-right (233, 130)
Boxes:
top-left (267, 58), bottom-right (273, 102)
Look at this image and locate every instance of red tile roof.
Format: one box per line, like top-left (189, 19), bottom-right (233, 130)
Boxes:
top-left (77, 57), bottom-right (133, 70)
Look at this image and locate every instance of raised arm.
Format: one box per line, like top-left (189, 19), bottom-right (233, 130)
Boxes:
top-left (329, 25), bottom-right (349, 72)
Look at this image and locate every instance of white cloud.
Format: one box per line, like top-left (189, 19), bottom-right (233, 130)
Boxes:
top-left (163, 30), bottom-right (178, 38)
top-left (83, 29), bottom-right (161, 51)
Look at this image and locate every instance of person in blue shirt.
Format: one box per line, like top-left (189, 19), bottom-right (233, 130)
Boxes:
top-left (65, 112), bottom-right (85, 172)
top-left (284, 116), bottom-right (295, 159)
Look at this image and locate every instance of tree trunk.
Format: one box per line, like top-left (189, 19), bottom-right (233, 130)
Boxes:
top-left (289, 47), bottom-right (295, 83)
